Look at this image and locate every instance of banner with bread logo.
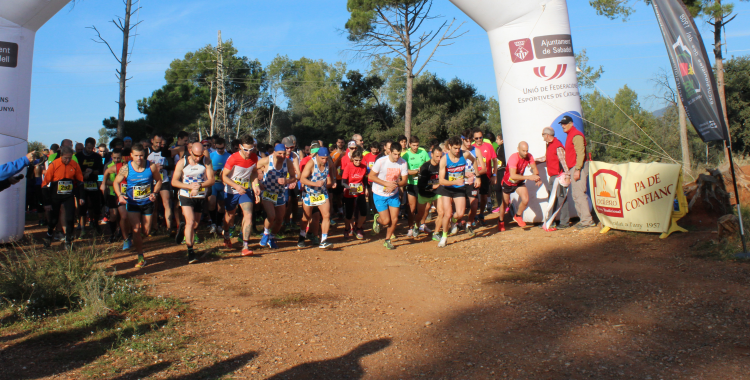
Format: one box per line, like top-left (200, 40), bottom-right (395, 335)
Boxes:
top-left (589, 162), bottom-right (683, 234)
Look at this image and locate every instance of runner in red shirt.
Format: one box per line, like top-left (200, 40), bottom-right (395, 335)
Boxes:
top-left (362, 142), bottom-right (382, 215)
top-left (498, 141), bottom-right (542, 231)
top-left (342, 147), bottom-right (368, 239)
top-left (472, 129), bottom-right (498, 225)
top-left (221, 135), bottom-right (260, 256)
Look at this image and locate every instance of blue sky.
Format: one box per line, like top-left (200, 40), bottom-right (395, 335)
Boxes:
top-left (29, 0), bottom-right (750, 146)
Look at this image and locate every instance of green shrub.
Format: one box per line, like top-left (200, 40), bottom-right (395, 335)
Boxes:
top-left (0, 244), bottom-right (118, 317)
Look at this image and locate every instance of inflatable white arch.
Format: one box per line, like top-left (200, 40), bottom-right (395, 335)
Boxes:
top-left (0, 1), bottom-right (71, 241)
top-left (451, 0), bottom-right (584, 222)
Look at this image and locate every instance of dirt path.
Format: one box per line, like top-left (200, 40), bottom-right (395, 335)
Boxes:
top-left (9, 212), bottom-right (750, 379)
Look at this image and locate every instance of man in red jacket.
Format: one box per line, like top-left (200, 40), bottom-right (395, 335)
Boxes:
top-left (560, 116), bottom-right (595, 228)
top-left (536, 127), bottom-right (570, 230)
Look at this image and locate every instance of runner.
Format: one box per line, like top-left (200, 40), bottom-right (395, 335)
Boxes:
top-left (282, 136), bottom-right (301, 230)
top-left (331, 137), bottom-right (346, 222)
top-left (498, 141), bottom-right (542, 232)
top-left (209, 137), bottom-right (231, 235)
top-left (148, 133), bottom-right (177, 235)
top-left (472, 128), bottom-right (498, 225)
top-left (299, 146), bottom-right (334, 249)
top-left (415, 146), bottom-right (443, 241)
top-left (341, 147), bottom-right (367, 239)
top-left (75, 137), bottom-right (104, 238)
top-left (458, 131), bottom-right (484, 236)
top-left (368, 143), bottom-right (408, 250)
top-left (41, 146), bottom-right (83, 249)
top-left (435, 136), bottom-right (477, 247)
top-left (401, 136), bottom-right (430, 238)
top-left (256, 143), bottom-right (298, 249)
top-left (362, 141), bottom-right (381, 214)
top-left (297, 142), bottom-right (323, 247)
top-left (222, 134), bottom-right (260, 256)
top-left (113, 144), bottom-right (162, 268)
top-left (100, 149), bottom-right (129, 243)
top-left (172, 142), bottom-right (215, 264)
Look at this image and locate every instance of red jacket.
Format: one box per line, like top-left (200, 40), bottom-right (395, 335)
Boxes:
top-left (546, 138), bottom-right (565, 176)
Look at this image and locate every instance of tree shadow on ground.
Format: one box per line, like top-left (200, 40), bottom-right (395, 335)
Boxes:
top-left (379, 232), bottom-right (750, 379)
top-left (167, 351), bottom-right (258, 380)
top-left (267, 338), bottom-right (391, 380)
top-left (0, 316), bottom-right (167, 379)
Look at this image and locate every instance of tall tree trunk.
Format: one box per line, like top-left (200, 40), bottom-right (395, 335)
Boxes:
top-left (268, 105), bottom-right (275, 144)
top-left (713, 0), bottom-right (732, 165)
top-left (404, 74), bottom-right (414, 140)
top-left (677, 94), bottom-right (691, 175)
top-left (116, 0), bottom-right (133, 139)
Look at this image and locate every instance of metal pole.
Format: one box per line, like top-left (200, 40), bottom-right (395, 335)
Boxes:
top-left (727, 147), bottom-right (749, 256)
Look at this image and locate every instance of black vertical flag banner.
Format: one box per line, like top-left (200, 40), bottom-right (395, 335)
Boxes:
top-left (651, 0), bottom-right (729, 142)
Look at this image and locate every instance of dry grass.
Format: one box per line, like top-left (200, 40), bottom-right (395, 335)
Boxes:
top-left (263, 293), bottom-right (329, 308)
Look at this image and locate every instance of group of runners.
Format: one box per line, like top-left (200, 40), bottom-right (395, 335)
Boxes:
top-left (30, 128), bottom-right (518, 269)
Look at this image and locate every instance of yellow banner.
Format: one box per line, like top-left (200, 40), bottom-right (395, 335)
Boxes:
top-left (588, 161), bottom-right (682, 233)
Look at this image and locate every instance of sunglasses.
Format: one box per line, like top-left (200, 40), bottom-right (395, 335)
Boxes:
top-left (473, 136), bottom-right (483, 140)
top-left (240, 147), bottom-right (252, 152)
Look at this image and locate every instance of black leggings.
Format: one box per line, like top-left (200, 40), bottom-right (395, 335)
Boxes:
top-left (79, 190), bottom-right (102, 222)
top-left (343, 195), bottom-right (367, 220)
top-left (48, 196), bottom-right (76, 242)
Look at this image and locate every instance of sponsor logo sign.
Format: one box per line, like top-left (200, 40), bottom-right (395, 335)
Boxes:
top-left (508, 38), bottom-right (534, 63)
top-left (533, 64), bottom-right (568, 81)
top-left (532, 34), bottom-right (574, 59)
top-left (589, 161), bottom-right (682, 233)
top-left (0, 42), bottom-right (18, 68)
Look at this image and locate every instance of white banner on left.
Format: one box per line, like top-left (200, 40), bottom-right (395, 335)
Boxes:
top-left (0, 1), bottom-right (71, 242)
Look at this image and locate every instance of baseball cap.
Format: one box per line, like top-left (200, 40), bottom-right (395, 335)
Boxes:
top-left (282, 136), bottom-right (295, 147)
top-left (558, 115), bottom-right (574, 125)
top-left (201, 140), bottom-right (210, 145)
top-left (123, 136), bottom-right (132, 141)
top-left (348, 140), bottom-right (357, 149)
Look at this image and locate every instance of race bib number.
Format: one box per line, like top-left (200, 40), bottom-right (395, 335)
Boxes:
top-left (308, 193), bottom-right (326, 206)
top-left (261, 190), bottom-right (278, 203)
top-left (215, 172), bottom-right (221, 181)
top-left (233, 178), bottom-right (250, 189)
top-left (161, 170), bottom-right (169, 183)
top-left (84, 181), bottom-right (98, 191)
top-left (133, 184), bottom-right (151, 200)
top-left (348, 183), bottom-right (363, 195)
top-left (57, 181), bottom-right (73, 195)
top-left (120, 183), bottom-right (127, 194)
top-left (448, 174), bottom-right (464, 183)
top-left (368, 162), bottom-right (374, 169)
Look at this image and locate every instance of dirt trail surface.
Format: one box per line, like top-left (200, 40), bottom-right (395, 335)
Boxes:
top-left (5, 213), bottom-right (750, 379)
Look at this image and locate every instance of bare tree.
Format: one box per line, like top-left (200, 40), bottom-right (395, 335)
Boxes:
top-left (650, 68), bottom-right (692, 174)
top-left (89, 0), bottom-right (142, 139)
top-left (345, 0), bottom-right (466, 139)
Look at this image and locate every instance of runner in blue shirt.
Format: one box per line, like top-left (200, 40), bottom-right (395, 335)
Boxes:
top-left (209, 137), bottom-right (231, 235)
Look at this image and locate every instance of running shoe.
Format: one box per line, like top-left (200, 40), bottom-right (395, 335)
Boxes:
top-left (355, 228), bottom-right (364, 240)
top-left (438, 236), bottom-right (447, 248)
top-left (412, 224), bottom-right (420, 238)
top-left (329, 218), bottom-right (337, 226)
top-left (492, 207), bottom-right (501, 214)
top-left (513, 215), bottom-right (527, 228)
top-left (260, 233), bottom-right (270, 247)
top-left (42, 233), bottom-right (52, 248)
top-left (188, 249), bottom-right (198, 264)
top-left (450, 222), bottom-right (459, 236)
top-left (383, 239), bottom-right (394, 250)
top-left (420, 224), bottom-right (432, 234)
top-left (372, 214), bottom-right (381, 234)
top-left (406, 229), bottom-right (414, 238)
top-left (122, 237), bottom-right (133, 251)
top-left (297, 235), bottom-right (306, 248)
top-left (543, 225), bottom-right (558, 232)
top-left (475, 214), bottom-right (486, 226)
top-left (135, 256), bottom-right (147, 269)
top-left (223, 238), bottom-right (232, 249)
top-left (466, 225), bottom-right (476, 237)
top-left (576, 222), bottom-right (595, 230)
top-left (77, 229), bottom-right (86, 240)
top-left (209, 224), bottom-right (217, 235)
top-left (216, 225), bottom-right (224, 236)
top-left (268, 238), bottom-right (279, 249)
top-left (309, 235), bottom-right (320, 246)
top-left (175, 222), bottom-right (185, 245)
top-left (432, 232), bottom-right (440, 242)
top-left (241, 247), bottom-right (254, 256)
top-left (54, 231), bottom-right (65, 242)
top-left (498, 221), bottom-right (506, 232)
top-left (319, 239), bottom-right (333, 249)
top-left (343, 228), bottom-right (350, 239)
